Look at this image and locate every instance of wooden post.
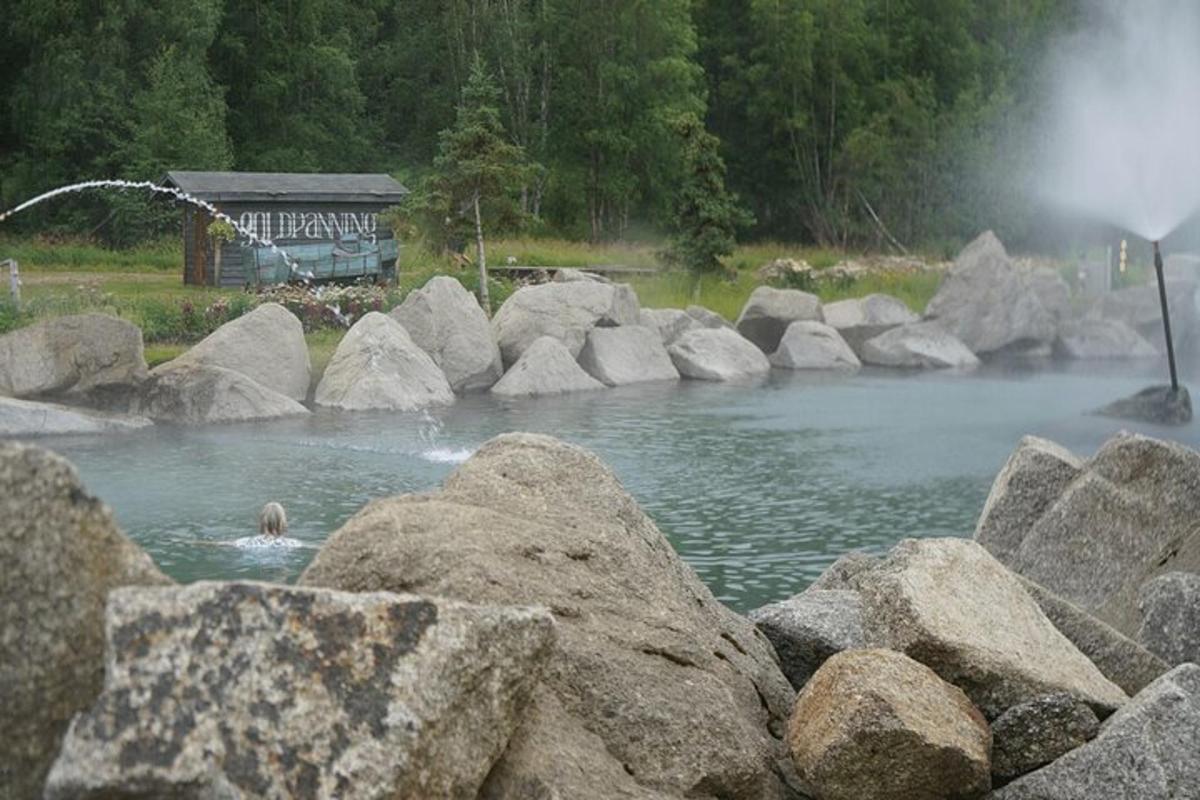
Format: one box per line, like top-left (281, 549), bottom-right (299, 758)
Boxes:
top-left (473, 192), bottom-right (490, 316)
top-left (4, 259), bottom-right (18, 309)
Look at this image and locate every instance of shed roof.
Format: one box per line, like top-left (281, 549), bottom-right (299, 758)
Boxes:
top-left (163, 171), bottom-right (409, 203)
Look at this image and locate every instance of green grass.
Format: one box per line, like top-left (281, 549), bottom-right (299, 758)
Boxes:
top-left (0, 235), bottom-right (179, 272)
top-left (487, 237), bottom-right (661, 269)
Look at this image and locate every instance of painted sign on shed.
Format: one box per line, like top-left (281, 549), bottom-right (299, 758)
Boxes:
top-left (164, 171), bottom-right (410, 287)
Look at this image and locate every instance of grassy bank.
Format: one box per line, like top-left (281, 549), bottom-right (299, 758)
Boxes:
top-left (1, 235), bottom-right (950, 368)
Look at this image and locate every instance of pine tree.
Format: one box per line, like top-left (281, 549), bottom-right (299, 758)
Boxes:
top-left (431, 57), bottom-right (530, 312)
top-left (668, 114), bottom-right (753, 276)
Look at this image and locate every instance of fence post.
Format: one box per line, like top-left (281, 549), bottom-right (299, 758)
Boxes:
top-left (3, 259), bottom-right (18, 309)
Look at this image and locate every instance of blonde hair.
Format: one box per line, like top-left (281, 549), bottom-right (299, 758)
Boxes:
top-left (259, 502), bottom-right (287, 537)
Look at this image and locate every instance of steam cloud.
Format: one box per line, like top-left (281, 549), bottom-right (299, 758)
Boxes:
top-left (1039, 0), bottom-right (1200, 241)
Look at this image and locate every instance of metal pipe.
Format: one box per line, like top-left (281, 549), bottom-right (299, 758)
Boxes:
top-left (1153, 241), bottom-right (1180, 392)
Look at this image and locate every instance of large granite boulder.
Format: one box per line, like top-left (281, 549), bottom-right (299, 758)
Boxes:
top-left (748, 590), bottom-right (867, 690)
top-left (1095, 384), bottom-right (1193, 426)
top-left (301, 433), bottom-right (800, 800)
top-left (0, 396), bottom-right (152, 437)
top-left (769, 321), bottom-right (860, 370)
top-left (577, 325), bottom-right (679, 386)
top-left (390, 276), bottom-right (503, 393)
top-left (1018, 576), bottom-right (1170, 697)
top-left (0, 313), bottom-right (147, 403)
top-left (1056, 319), bottom-right (1157, 360)
top-left (639, 307), bottom-right (700, 345)
top-left (975, 436), bottom-right (1084, 564)
top-left (860, 321), bottom-right (981, 369)
top-left (668, 328), bottom-right (771, 382)
top-left (135, 362), bottom-right (310, 424)
top-left (788, 648), bottom-right (991, 800)
top-left (924, 232), bottom-right (1066, 355)
top-left (315, 312), bottom-right (455, 411)
top-left (0, 443), bottom-right (170, 798)
top-left (989, 432), bottom-right (1200, 637)
top-left (45, 582), bottom-right (554, 800)
top-left (990, 694), bottom-right (1099, 784)
top-left (822, 293), bottom-right (918, 354)
top-left (735, 287), bottom-right (823, 353)
top-left (1091, 279), bottom-right (1198, 352)
top-left (686, 304), bottom-right (734, 330)
top-left (806, 551), bottom-right (882, 592)
top-left (491, 282), bottom-right (640, 366)
top-left (1137, 572), bottom-right (1200, 666)
top-left (991, 664), bottom-right (1200, 800)
top-left (851, 538), bottom-right (1127, 718)
top-left (169, 303), bottom-right (310, 400)
top-left (490, 336), bottom-right (606, 398)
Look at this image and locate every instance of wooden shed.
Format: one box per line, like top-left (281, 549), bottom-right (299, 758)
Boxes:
top-left (164, 171), bottom-right (410, 287)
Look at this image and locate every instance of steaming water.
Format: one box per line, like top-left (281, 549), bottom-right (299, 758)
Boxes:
top-left (0, 179), bottom-right (303, 276)
top-left (39, 362), bottom-right (1200, 613)
top-left (1039, 1), bottom-right (1200, 240)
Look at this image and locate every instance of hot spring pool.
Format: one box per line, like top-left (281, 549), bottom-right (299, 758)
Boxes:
top-left (40, 361), bottom-right (1200, 613)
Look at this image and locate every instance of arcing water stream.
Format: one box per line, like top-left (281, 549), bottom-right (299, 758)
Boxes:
top-left (0, 179), bottom-right (302, 277)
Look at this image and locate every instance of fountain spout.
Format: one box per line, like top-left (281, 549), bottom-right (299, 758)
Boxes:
top-left (1152, 241), bottom-right (1180, 392)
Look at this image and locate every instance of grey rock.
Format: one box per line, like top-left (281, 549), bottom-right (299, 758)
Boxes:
top-left (668, 327), bottom-right (771, 382)
top-left (491, 282), bottom-right (641, 367)
top-left (1137, 572), bottom-right (1200, 665)
top-left (976, 435), bottom-right (1083, 564)
top-left (301, 433), bottom-right (799, 800)
top-left (0, 443), bottom-right (169, 798)
top-left (639, 307), bottom-right (700, 345)
top-left (169, 302), bottom-right (311, 400)
top-left (854, 538), bottom-right (1127, 718)
top-left (686, 304), bottom-right (734, 330)
top-left (990, 664), bottom-right (1200, 800)
top-left (315, 312), bottom-right (455, 411)
top-left (1095, 384), bottom-right (1192, 425)
top-left (0, 396), bottom-right (152, 437)
top-left (1002, 432), bottom-right (1200, 637)
top-left (135, 362), bottom-right (311, 424)
top-left (788, 648), bottom-right (992, 800)
top-left (769, 321), bottom-right (860, 370)
top-left (490, 336), bottom-right (606, 398)
top-left (806, 551), bottom-right (882, 592)
top-left (860, 321), bottom-right (981, 369)
top-left (577, 325), bottom-right (679, 386)
top-left (749, 590), bottom-right (866, 690)
top-left (390, 276), bottom-right (503, 393)
top-left (45, 582), bottom-right (555, 800)
top-left (735, 286), bottom-right (823, 353)
top-left (1056, 319), bottom-right (1157, 360)
top-left (0, 313), bottom-right (147, 404)
top-left (925, 231), bottom-right (1065, 355)
top-left (1019, 576), bottom-right (1170, 697)
top-left (822, 293), bottom-right (918, 354)
top-left (1091, 279), bottom-right (1198, 352)
top-left (553, 267), bottom-right (611, 283)
top-left (991, 694), bottom-right (1099, 783)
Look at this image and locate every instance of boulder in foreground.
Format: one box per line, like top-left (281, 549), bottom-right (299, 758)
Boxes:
top-left (301, 433), bottom-right (799, 800)
top-left (390, 276), bottom-right (503, 393)
top-left (822, 293), bottom-right (918, 354)
top-left (852, 538), bottom-right (1127, 717)
top-left (315, 312), bottom-right (455, 411)
top-left (990, 693), bottom-right (1099, 783)
top-left (169, 302), bottom-right (311, 400)
top-left (668, 327), bottom-right (771, 382)
top-left (46, 582), bottom-right (554, 800)
top-left (1, 443), bottom-right (169, 799)
top-left (749, 590), bottom-right (867, 690)
top-left (991, 664), bottom-right (1200, 800)
top-left (860, 321), bottom-right (980, 368)
top-left (0, 396), bottom-right (152, 437)
top-left (136, 362), bottom-right (310, 424)
top-left (490, 336), bottom-right (606, 397)
top-left (577, 325), bottom-right (679, 386)
top-left (788, 648), bottom-right (991, 800)
top-left (1137, 572), bottom-right (1200, 666)
top-left (0, 313), bottom-right (147, 404)
top-left (735, 286), bottom-right (822, 354)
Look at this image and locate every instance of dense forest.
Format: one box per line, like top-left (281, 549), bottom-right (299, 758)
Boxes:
top-left (0, 0), bottom-right (1079, 251)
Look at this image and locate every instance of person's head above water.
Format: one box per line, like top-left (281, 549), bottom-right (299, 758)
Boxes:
top-left (259, 502), bottom-right (287, 538)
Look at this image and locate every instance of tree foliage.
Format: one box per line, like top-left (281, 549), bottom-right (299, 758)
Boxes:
top-left (0, 0), bottom-right (1081, 253)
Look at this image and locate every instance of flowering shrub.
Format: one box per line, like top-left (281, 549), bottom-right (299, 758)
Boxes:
top-left (255, 282), bottom-right (401, 332)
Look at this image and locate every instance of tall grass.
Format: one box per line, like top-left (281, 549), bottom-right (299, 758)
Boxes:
top-left (0, 235), bottom-right (179, 272)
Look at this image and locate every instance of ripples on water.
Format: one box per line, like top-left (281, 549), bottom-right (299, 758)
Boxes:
top-left (43, 361), bottom-right (1200, 613)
